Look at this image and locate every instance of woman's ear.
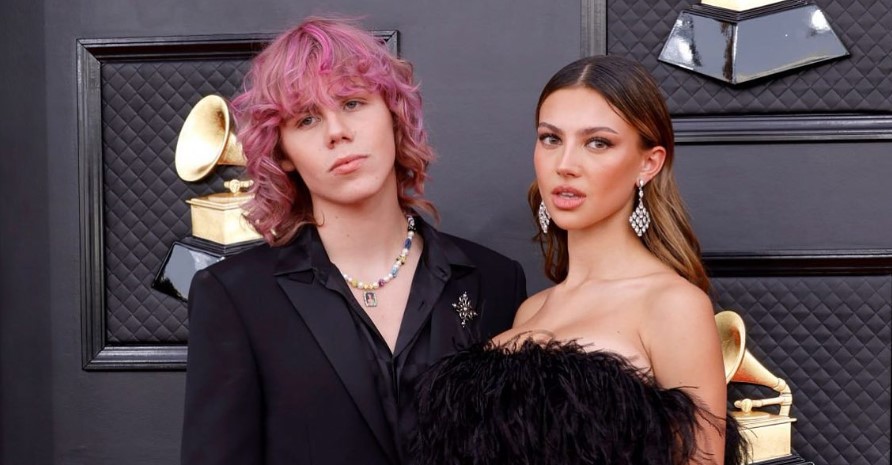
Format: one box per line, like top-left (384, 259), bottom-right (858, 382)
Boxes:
top-left (639, 145), bottom-right (666, 183)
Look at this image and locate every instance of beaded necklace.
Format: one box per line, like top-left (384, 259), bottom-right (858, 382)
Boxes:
top-left (342, 215), bottom-right (416, 308)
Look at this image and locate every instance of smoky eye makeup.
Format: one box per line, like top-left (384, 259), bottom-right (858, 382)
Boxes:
top-left (537, 132), bottom-right (561, 146)
top-left (586, 137), bottom-right (614, 149)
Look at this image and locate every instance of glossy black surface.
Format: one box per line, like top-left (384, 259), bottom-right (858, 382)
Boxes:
top-left (152, 236), bottom-right (262, 301)
top-left (659, 2), bottom-right (849, 84)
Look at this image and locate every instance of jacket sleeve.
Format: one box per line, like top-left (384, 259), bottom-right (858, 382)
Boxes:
top-left (181, 268), bottom-right (262, 465)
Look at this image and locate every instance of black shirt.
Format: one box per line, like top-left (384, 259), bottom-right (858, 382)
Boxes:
top-left (301, 217), bottom-right (465, 463)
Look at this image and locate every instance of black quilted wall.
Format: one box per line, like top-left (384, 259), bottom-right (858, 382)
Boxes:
top-left (608, 1), bottom-right (892, 114)
top-left (101, 59), bottom-right (248, 343)
top-left (713, 275), bottom-right (891, 465)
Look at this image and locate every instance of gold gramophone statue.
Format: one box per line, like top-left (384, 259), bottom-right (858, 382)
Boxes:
top-left (716, 310), bottom-right (810, 464)
top-left (152, 95), bottom-right (262, 301)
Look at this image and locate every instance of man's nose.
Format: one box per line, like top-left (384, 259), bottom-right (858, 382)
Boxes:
top-left (325, 112), bottom-right (352, 148)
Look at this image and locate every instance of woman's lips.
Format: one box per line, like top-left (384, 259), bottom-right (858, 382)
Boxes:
top-left (329, 155), bottom-right (368, 175)
top-left (551, 187), bottom-right (586, 209)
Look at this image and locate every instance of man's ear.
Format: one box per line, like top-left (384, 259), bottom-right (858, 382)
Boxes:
top-left (639, 145), bottom-right (666, 183)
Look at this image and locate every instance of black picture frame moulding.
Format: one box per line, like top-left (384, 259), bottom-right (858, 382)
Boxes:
top-left (77, 32), bottom-right (398, 370)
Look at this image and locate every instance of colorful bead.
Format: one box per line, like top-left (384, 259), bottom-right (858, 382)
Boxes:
top-left (341, 215), bottom-right (416, 307)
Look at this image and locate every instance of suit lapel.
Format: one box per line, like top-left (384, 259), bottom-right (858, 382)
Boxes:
top-left (396, 221), bottom-right (484, 361)
top-left (274, 231), bottom-right (399, 464)
top-left (392, 257), bottom-right (445, 358)
top-left (393, 261), bottom-right (483, 358)
top-left (428, 270), bottom-right (482, 359)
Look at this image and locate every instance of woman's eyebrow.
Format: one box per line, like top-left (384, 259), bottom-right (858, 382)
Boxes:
top-left (537, 122), bottom-right (562, 133)
top-left (537, 121), bottom-right (618, 136)
top-left (579, 126), bottom-right (618, 136)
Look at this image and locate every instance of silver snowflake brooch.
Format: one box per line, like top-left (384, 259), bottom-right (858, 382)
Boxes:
top-left (452, 291), bottom-right (477, 328)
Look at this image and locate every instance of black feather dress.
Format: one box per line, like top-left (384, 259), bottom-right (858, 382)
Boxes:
top-left (412, 340), bottom-right (746, 465)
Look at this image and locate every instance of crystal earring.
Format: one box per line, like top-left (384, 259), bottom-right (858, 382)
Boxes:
top-left (538, 201), bottom-right (551, 234)
top-left (629, 179), bottom-right (650, 237)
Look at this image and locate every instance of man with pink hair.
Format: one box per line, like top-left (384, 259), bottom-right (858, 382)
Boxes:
top-left (180, 17), bottom-right (526, 465)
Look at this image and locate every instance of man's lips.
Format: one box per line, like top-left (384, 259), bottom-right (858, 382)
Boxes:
top-left (551, 186), bottom-right (586, 209)
top-left (329, 154), bottom-right (368, 174)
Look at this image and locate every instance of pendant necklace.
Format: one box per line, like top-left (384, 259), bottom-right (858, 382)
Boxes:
top-left (342, 215), bottom-right (416, 308)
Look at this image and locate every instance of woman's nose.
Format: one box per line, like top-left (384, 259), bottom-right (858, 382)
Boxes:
top-left (555, 148), bottom-right (580, 177)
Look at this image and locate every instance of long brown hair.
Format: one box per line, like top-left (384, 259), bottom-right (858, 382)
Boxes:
top-left (530, 55), bottom-right (708, 292)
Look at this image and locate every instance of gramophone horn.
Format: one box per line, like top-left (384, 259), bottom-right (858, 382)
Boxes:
top-left (715, 310), bottom-right (747, 383)
top-left (732, 349), bottom-right (793, 416)
top-left (175, 95), bottom-right (245, 182)
top-left (733, 349), bottom-right (790, 394)
top-left (716, 310), bottom-right (793, 417)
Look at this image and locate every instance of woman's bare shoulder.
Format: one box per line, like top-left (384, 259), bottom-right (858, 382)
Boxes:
top-left (639, 274), bottom-right (725, 388)
top-left (512, 287), bottom-right (552, 327)
top-left (642, 273), bottom-right (714, 325)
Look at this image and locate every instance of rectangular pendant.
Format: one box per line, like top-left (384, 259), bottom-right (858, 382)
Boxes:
top-left (363, 291), bottom-right (378, 308)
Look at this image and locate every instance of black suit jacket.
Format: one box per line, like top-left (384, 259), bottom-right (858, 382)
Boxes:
top-left (181, 221), bottom-right (527, 465)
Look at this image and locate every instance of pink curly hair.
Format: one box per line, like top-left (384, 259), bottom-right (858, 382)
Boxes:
top-left (231, 16), bottom-right (437, 246)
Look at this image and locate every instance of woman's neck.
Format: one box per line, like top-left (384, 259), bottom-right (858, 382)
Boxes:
top-left (563, 219), bottom-right (657, 287)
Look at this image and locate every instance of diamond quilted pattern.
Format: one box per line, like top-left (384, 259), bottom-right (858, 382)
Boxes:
top-left (102, 59), bottom-right (250, 343)
top-left (713, 276), bottom-right (891, 465)
top-left (608, 1), bottom-right (892, 114)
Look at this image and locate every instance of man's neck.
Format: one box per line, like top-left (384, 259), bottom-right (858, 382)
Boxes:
top-left (315, 199), bottom-right (413, 268)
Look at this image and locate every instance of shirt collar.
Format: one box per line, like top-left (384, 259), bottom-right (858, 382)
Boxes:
top-left (272, 215), bottom-right (476, 278)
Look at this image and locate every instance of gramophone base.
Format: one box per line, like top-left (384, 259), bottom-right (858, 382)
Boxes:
top-left (734, 412), bottom-right (797, 464)
top-left (188, 192), bottom-right (262, 245)
top-left (151, 235), bottom-right (262, 302)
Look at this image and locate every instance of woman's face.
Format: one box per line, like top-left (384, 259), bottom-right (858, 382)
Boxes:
top-left (278, 90), bottom-right (397, 211)
top-left (534, 86), bottom-right (654, 234)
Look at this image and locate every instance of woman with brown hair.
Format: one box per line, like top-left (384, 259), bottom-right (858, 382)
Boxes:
top-left (413, 55), bottom-right (745, 465)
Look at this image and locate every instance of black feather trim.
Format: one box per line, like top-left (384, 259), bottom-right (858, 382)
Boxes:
top-left (412, 340), bottom-right (747, 465)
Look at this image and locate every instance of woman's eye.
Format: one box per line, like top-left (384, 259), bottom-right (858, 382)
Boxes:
top-left (538, 133), bottom-right (561, 146)
top-left (586, 138), bottom-right (612, 150)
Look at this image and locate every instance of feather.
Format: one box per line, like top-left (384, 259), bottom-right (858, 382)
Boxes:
top-left (412, 339), bottom-right (747, 465)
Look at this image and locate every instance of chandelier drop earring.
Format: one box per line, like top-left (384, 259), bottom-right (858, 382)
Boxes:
top-left (629, 179), bottom-right (650, 237)
top-left (538, 200), bottom-right (551, 234)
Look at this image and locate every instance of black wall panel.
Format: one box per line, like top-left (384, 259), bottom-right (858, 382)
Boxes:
top-left (0, 2), bottom-right (54, 465)
top-left (2, 0), bottom-right (890, 464)
top-left (708, 254), bottom-right (891, 465)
